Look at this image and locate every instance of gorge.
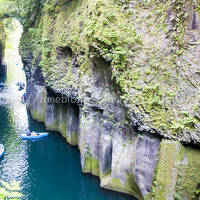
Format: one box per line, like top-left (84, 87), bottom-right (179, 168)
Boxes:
top-left (0, 0), bottom-right (200, 200)
top-left (0, 19), bottom-right (135, 200)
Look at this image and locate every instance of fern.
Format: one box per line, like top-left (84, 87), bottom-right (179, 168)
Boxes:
top-left (0, 180), bottom-right (23, 200)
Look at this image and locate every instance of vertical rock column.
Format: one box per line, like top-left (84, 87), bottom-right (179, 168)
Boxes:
top-left (45, 98), bottom-right (59, 131)
top-left (57, 103), bottom-right (67, 138)
top-left (153, 140), bottom-right (181, 200)
top-left (100, 126), bottom-right (143, 200)
top-left (79, 109), bottom-right (102, 176)
top-left (0, 41), bottom-right (6, 76)
top-left (99, 119), bottom-right (113, 178)
top-left (134, 134), bottom-right (160, 199)
top-left (153, 140), bottom-right (200, 200)
top-left (101, 130), bottom-right (160, 200)
top-left (0, 21), bottom-right (5, 77)
top-left (27, 85), bottom-right (46, 123)
top-left (65, 103), bottom-right (79, 146)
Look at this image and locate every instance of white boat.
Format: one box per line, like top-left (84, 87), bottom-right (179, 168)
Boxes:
top-left (21, 132), bottom-right (49, 140)
top-left (0, 144), bottom-right (4, 158)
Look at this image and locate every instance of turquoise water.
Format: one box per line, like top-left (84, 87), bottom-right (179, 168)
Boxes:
top-left (0, 102), bottom-right (134, 200)
top-left (0, 80), bottom-right (135, 200)
top-left (0, 20), bottom-right (135, 200)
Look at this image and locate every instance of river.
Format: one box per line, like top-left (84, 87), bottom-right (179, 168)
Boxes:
top-left (0, 20), bottom-right (134, 200)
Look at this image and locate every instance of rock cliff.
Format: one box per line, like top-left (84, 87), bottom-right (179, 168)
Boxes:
top-left (0, 20), bottom-right (6, 77)
top-left (20, 0), bottom-right (200, 199)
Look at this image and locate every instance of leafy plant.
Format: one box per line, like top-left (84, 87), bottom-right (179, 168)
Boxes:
top-left (0, 180), bottom-right (23, 200)
top-left (194, 182), bottom-right (200, 200)
top-left (174, 192), bottom-right (182, 200)
top-left (197, 5), bottom-right (200, 14)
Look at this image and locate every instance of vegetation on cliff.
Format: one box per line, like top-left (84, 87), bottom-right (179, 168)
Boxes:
top-left (1, 0), bottom-right (198, 199)
top-left (0, 19), bottom-right (5, 72)
top-left (19, 0), bottom-right (200, 145)
top-left (0, 0), bottom-right (199, 144)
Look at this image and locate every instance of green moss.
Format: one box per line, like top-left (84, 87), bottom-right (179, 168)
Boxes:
top-left (91, 157), bottom-right (99, 176)
top-left (0, 20), bottom-right (5, 58)
top-left (197, 5), bottom-right (200, 14)
top-left (70, 132), bottom-right (78, 146)
top-left (174, 146), bottom-right (200, 200)
top-left (65, 124), bottom-right (78, 146)
top-left (152, 140), bottom-right (200, 200)
top-left (82, 153), bottom-right (100, 177)
top-left (20, 0), bottom-right (200, 140)
top-left (45, 120), bottom-right (58, 131)
top-left (101, 174), bottom-right (143, 200)
top-left (31, 109), bottom-right (37, 121)
top-left (194, 182), bottom-right (200, 200)
top-left (82, 154), bottom-right (92, 173)
top-left (59, 122), bottom-right (66, 138)
top-left (36, 112), bottom-right (45, 123)
top-left (18, 1), bottom-right (200, 198)
top-left (28, 89), bottom-right (46, 123)
top-left (100, 169), bottom-right (111, 179)
top-left (153, 140), bottom-right (180, 200)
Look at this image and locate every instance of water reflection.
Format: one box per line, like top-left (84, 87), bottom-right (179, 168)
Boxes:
top-left (0, 19), bottom-right (29, 187)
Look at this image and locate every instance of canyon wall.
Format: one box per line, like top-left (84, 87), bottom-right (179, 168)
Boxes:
top-left (23, 79), bottom-right (200, 200)
top-left (20, 0), bottom-right (200, 199)
top-left (0, 20), bottom-right (6, 77)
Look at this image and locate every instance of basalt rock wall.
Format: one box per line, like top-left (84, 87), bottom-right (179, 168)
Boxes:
top-left (24, 82), bottom-right (200, 200)
top-left (0, 20), bottom-right (6, 77)
top-left (20, 0), bottom-right (200, 199)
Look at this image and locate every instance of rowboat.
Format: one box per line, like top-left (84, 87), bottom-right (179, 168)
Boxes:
top-left (21, 132), bottom-right (48, 140)
top-left (0, 144), bottom-right (4, 158)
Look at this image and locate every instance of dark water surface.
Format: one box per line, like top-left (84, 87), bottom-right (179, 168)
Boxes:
top-left (0, 21), bottom-right (135, 200)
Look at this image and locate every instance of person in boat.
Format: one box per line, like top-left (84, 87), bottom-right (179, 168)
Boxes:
top-left (26, 132), bottom-right (31, 136)
top-left (21, 93), bottom-right (26, 102)
top-left (26, 129), bottom-right (31, 136)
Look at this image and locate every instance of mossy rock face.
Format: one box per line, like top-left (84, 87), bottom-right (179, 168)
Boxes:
top-left (82, 154), bottom-right (92, 174)
top-left (36, 112), bottom-right (45, 123)
top-left (153, 140), bottom-right (200, 200)
top-left (44, 100), bottom-right (60, 131)
top-left (31, 108), bottom-right (45, 123)
top-left (45, 121), bottom-right (58, 132)
top-left (20, 0), bottom-right (200, 144)
top-left (70, 132), bottom-right (78, 146)
top-left (65, 103), bottom-right (79, 146)
top-left (57, 104), bottom-right (67, 138)
top-left (82, 155), bottom-right (100, 176)
top-left (100, 132), bottom-right (157, 200)
top-left (174, 146), bottom-right (200, 200)
top-left (153, 140), bottom-right (181, 200)
top-left (0, 20), bottom-right (5, 75)
top-left (45, 109), bottom-right (59, 131)
top-left (101, 174), bottom-right (143, 200)
top-left (30, 107), bottom-right (37, 121)
top-left (59, 121), bottom-right (66, 137)
top-left (91, 157), bottom-right (99, 176)
top-left (36, 88), bottom-right (46, 122)
top-left (66, 131), bottom-right (78, 146)
top-left (26, 85), bottom-right (46, 123)
top-left (19, 0), bottom-right (200, 199)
